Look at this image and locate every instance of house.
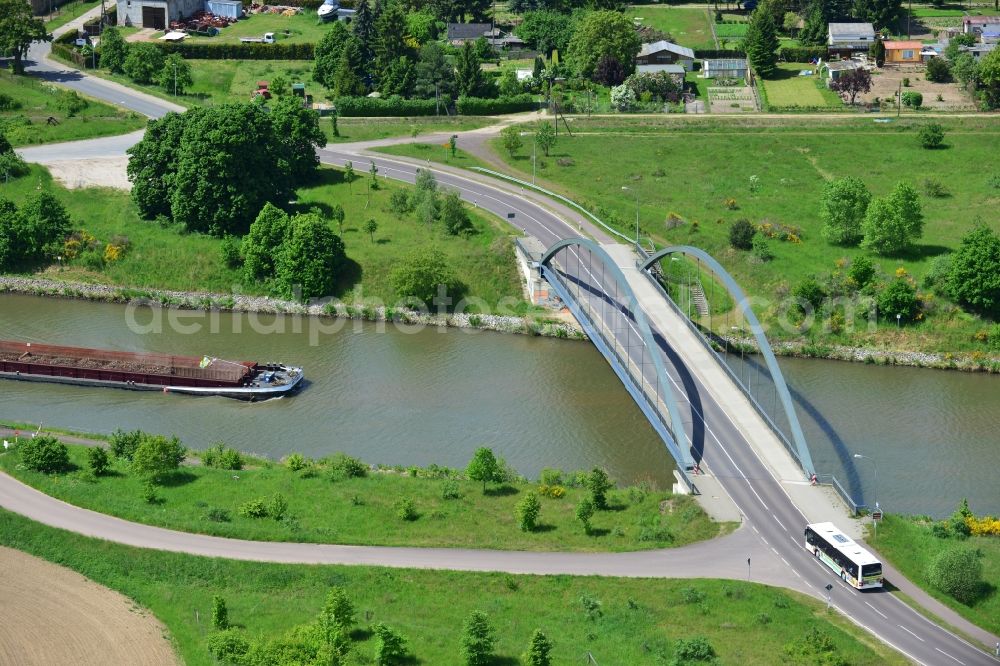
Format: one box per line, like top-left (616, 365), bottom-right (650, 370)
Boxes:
top-left (883, 40), bottom-right (923, 64)
top-left (983, 25), bottom-right (1000, 44)
top-left (827, 23), bottom-right (876, 54)
top-left (921, 42), bottom-right (946, 62)
top-left (636, 40), bottom-right (696, 72)
top-left (822, 60), bottom-right (863, 81)
top-left (446, 23), bottom-right (492, 45)
top-left (961, 43), bottom-right (997, 60)
top-left (117, 0), bottom-right (203, 29)
top-left (702, 58), bottom-right (748, 79)
top-left (962, 16), bottom-right (1000, 36)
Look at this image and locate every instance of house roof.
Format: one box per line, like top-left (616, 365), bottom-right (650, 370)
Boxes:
top-left (883, 40), bottom-right (922, 50)
top-left (963, 16), bottom-right (1000, 25)
top-left (636, 64), bottom-right (687, 75)
top-left (983, 25), bottom-right (1000, 35)
top-left (704, 58), bottom-right (748, 68)
top-left (824, 60), bottom-right (862, 71)
top-left (638, 40), bottom-right (695, 60)
top-left (828, 22), bottom-right (876, 38)
top-left (446, 23), bottom-right (491, 41)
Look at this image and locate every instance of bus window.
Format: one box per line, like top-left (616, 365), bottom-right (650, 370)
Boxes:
top-left (862, 563), bottom-right (882, 578)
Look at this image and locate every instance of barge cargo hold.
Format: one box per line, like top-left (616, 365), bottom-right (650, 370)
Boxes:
top-left (0, 340), bottom-right (303, 400)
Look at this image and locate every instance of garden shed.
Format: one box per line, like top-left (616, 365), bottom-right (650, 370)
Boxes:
top-left (205, 0), bottom-right (241, 18)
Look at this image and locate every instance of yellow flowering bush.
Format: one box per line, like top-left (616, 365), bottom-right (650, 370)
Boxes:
top-left (537, 484), bottom-right (566, 499)
top-left (103, 244), bottom-right (123, 263)
top-left (966, 515), bottom-right (1000, 536)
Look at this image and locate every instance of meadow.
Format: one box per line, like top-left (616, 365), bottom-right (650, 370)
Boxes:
top-left (0, 509), bottom-right (909, 666)
top-left (625, 6), bottom-right (716, 50)
top-left (0, 440), bottom-right (728, 551)
top-left (182, 11), bottom-right (332, 44)
top-left (760, 63), bottom-right (845, 109)
top-left (874, 513), bottom-right (1000, 635)
top-left (42, 0), bottom-right (101, 31)
top-left (482, 116), bottom-right (1000, 353)
top-left (327, 116), bottom-right (496, 144)
top-left (2, 164), bottom-right (525, 309)
top-left (0, 70), bottom-right (146, 146)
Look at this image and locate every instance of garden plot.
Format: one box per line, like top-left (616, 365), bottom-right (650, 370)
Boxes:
top-left (708, 85), bottom-right (756, 113)
top-left (863, 67), bottom-right (976, 111)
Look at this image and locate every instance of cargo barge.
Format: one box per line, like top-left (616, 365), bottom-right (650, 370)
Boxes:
top-left (0, 340), bottom-right (303, 400)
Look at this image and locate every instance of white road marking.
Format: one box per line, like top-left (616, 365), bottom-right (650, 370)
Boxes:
top-left (864, 601), bottom-right (887, 619)
top-left (935, 648), bottom-right (964, 664)
top-left (780, 557), bottom-right (789, 566)
top-left (791, 568), bottom-right (801, 578)
top-left (771, 514), bottom-right (787, 531)
top-left (899, 625), bottom-right (925, 642)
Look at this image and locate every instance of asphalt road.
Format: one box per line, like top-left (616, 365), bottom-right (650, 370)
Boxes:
top-left (7, 58), bottom-right (1000, 664)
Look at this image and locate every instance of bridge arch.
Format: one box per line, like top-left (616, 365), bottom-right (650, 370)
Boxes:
top-left (540, 239), bottom-right (696, 484)
top-left (640, 245), bottom-right (816, 478)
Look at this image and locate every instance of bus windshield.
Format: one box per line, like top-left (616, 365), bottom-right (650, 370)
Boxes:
top-left (862, 563), bottom-right (882, 578)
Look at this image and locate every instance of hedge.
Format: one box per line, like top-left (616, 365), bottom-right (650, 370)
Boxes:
top-left (157, 42), bottom-right (314, 60)
top-left (694, 48), bottom-right (745, 58)
top-left (456, 94), bottom-right (538, 115)
top-left (333, 97), bottom-right (440, 117)
top-left (779, 46), bottom-right (829, 62)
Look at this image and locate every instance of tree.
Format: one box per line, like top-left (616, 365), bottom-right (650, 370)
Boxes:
top-left (461, 611), bottom-right (496, 666)
top-left (14, 191), bottom-right (71, 263)
top-left (587, 467), bottom-right (613, 510)
top-left (946, 225), bottom-right (1000, 317)
top-left (0, 146), bottom-right (28, 183)
top-left (848, 254), bottom-right (876, 289)
top-left (782, 11), bottom-right (800, 36)
top-left (918, 122), bottom-right (945, 149)
top-left (344, 161), bottom-right (356, 192)
top-left (313, 20), bottom-right (350, 89)
top-left (455, 42), bottom-right (487, 98)
top-left (500, 125), bottom-right (523, 157)
top-left (861, 196), bottom-right (908, 255)
top-left (830, 68), bottom-right (872, 105)
top-left (333, 37), bottom-right (368, 97)
top-left (523, 629), bottom-right (553, 666)
top-left (878, 277), bottom-right (919, 322)
top-left (793, 275), bottom-right (827, 312)
top-left (156, 53), bottom-right (193, 95)
top-left (130, 434), bottom-right (185, 482)
top-left (123, 42), bottom-right (165, 84)
top-left (440, 190), bottom-right (472, 235)
top-left (0, 0), bottom-right (50, 75)
top-left (275, 213), bottom-right (346, 299)
top-left (870, 38), bottom-right (886, 67)
top-left (87, 446), bottom-right (110, 475)
top-left (567, 10), bottom-right (641, 80)
top-left (888, 181), bottom-right (923, 241)
top-left (242, 203), bottom-right (291, 283)
top-left (515, 491), bottom-right (541, 531)
top-left (575, 497), bottom-right (595, 534)
top-left (516, 10), bottom-right (575, 54)
top-left (405, 8), bottom-right (438, 44)
top-left (269, 95), bottom-right (327, 181)
top-left (925, 56), bottom-right (950, 83)
top-left (364, 218), bottom-right (378, 243)
top-left (109, 429), bottom-right (145, 461)
top-left (744, 8), bottom-right (780, 79)
top-left (126, 110), bottom-right (192, 220)
top-left (212, 595), bottom-right (229, 630)
top-left (351, 0), bottom-right (376, 64)
top-left (977, 46), bottom-right (1000, 109)
top-left (851, 0), bottom-right (902, 31)
top-left (951, 53), bottom-right (979, 90)
top-left (535, 121), bottom-right (556, 157)
top-left (593, 54), bottom-right (627, 86)
top-left (18, 435), bottom-right (69, 473)
top-left (391, 248), bottom-right (459, 305)
top-left (98, 26), bottom-right (129, 74)
top-left (927, 548), bottom-right (984, 604)
top-left (331, 203), bottom-right (346, 236)
top-left (373, 623), bottom-right (408, 666)
top-left (820, 176), bottom-right (871, 245)
top-left (321, 586), bottom-right (355, 634)
top-left (729, 218), bottom-right (756, 250)
top-left (414, 42), bottom-right (456, 103)
top-left (379, 56), bottom-right (416, 97)
top-left (798, 4), bottom-right (827, 47)
top-left (374, 0), bottom-right (410, 85)
top-left (169, 104), bottom-right (293, 236)
top-left (466, 447), bottom-right (502, 492)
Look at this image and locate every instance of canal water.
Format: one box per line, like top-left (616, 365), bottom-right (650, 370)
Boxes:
top-left (1, 294), bottom-right (997, 517)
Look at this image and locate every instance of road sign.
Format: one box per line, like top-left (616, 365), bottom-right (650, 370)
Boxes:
top-left (872, 510), bottom-right (883, 521)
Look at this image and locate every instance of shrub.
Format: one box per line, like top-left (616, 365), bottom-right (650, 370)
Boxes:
top-left (396, 497), bottom-right (418, 521)
top-left (848, 255), bottom-right (876, 289)
top-left (927, 548), bottom-right (984, 604)
top-left (131, 435), bottom-right (185, 481)
top-left (461, 610), bottom-right (496, 666)
top-left (723, 197), bottom-right (738, 210)
top-left (902, 91), bottom-right (922, 108)
top-left (925, 56), bottom-right (950, 83)
top-left (793, 276), bottom-right (827, 313)
top-left (206, 507), bottom-right (231, 522)
top-left (267, 493), bottom-right (288, 521)
top-left (538, 484), bottom-right (566, 499)
top-left (456, 94), bottom-right (538, 115)
top-left (212, 595), bottom-right (229, 630)
top-left (141, 481), bottom-right (160, 504)
top-left (333, 96), bottom-right (437, 117)
top-left (109, 428), bottom-right (144, 460)
top-left (285, 453), bottom-right (308, 471)
top-left (539, 468), bottom-right (563, 486)
top-left (515, 492), bottom-right (542, 531)
top-left (751, 233), bottom-right (774, 262)
top-left (373, 623), bottom-right (408, 665)
top-left (576, 497), bottom-right (595, 533)
top-left (18, 435), bottom-right (69, 473)
top-left (729, 218), bottom-right (755, 250)
top-left (878, 277), bottom-right (919, 323)
top-left (681, 586), bottom-right (706, 604)
top-left (674, 637), bottom-right (715, 661)
top-left (329, 453), bottom-right (367, 478)
top-left (580, 593), bottom-right (602, 620)
top-left (441, 479), bottom-right (462, 500)
top-left (202, 443), bottom-right (243, 470)
top-left (918, 123), bottom-right (945, 149)
top-left (239, 498), bottom-right (269, 519)
top-left (523, 628), bottom-right (553, 666)
top-left (586, 468), bottom-right (613, 510)
top-left (922, 178), bottom-right (948, 197)
top-left (206, 629), bottom-right (250, 663)
top-left (87, 446), bottom-right (110, 475)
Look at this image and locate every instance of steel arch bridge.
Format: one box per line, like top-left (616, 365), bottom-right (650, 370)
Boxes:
top-left (539, 239), bottom-right (816, 488)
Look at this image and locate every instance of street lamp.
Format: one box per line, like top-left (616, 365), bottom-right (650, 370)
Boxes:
top-left (853, 453), bottom-right (880, 511)
top-left (621, 185), bottom-right (639, 247)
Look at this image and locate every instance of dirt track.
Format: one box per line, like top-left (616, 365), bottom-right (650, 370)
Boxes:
top-left (0, 546), bottom-right (178, 666)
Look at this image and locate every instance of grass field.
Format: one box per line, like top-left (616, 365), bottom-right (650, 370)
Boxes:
top-left (873, 514), bottom-right (1000, 635)
top-left (183, 11), bottom-right (332, 44)
top-left (42, 0), bottom-right (100, 31)
top-left (626, 6), bottom-right (716, 50)
top-left (328, 116), bottom-right (497, 143)
top-left (484, 116), bottom-right (1000, 353)
top-left (0, 440), bottom-right (728, 551)
top-left (2, 164), bottom-right (525, 308)
top-left (0, 70), bottom-right (146, 146)
top-left (374, 142), bottom-right (496, 171)
top-left (0, 509), bottom-right (909, 666)
top-left (714, 22), bottom-right (750, 40)
top-left (761, 63), bottom-right (845, 109)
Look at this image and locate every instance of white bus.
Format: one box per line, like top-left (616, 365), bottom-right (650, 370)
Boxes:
top-left (804, 522), bottom-right (883, 589)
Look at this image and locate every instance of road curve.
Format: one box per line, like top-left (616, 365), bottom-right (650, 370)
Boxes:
top-left (8, 50), bottom-right (1000, 665)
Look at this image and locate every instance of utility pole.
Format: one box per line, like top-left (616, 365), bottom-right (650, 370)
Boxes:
top-left (531, 137), bottom-right (536, 185)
